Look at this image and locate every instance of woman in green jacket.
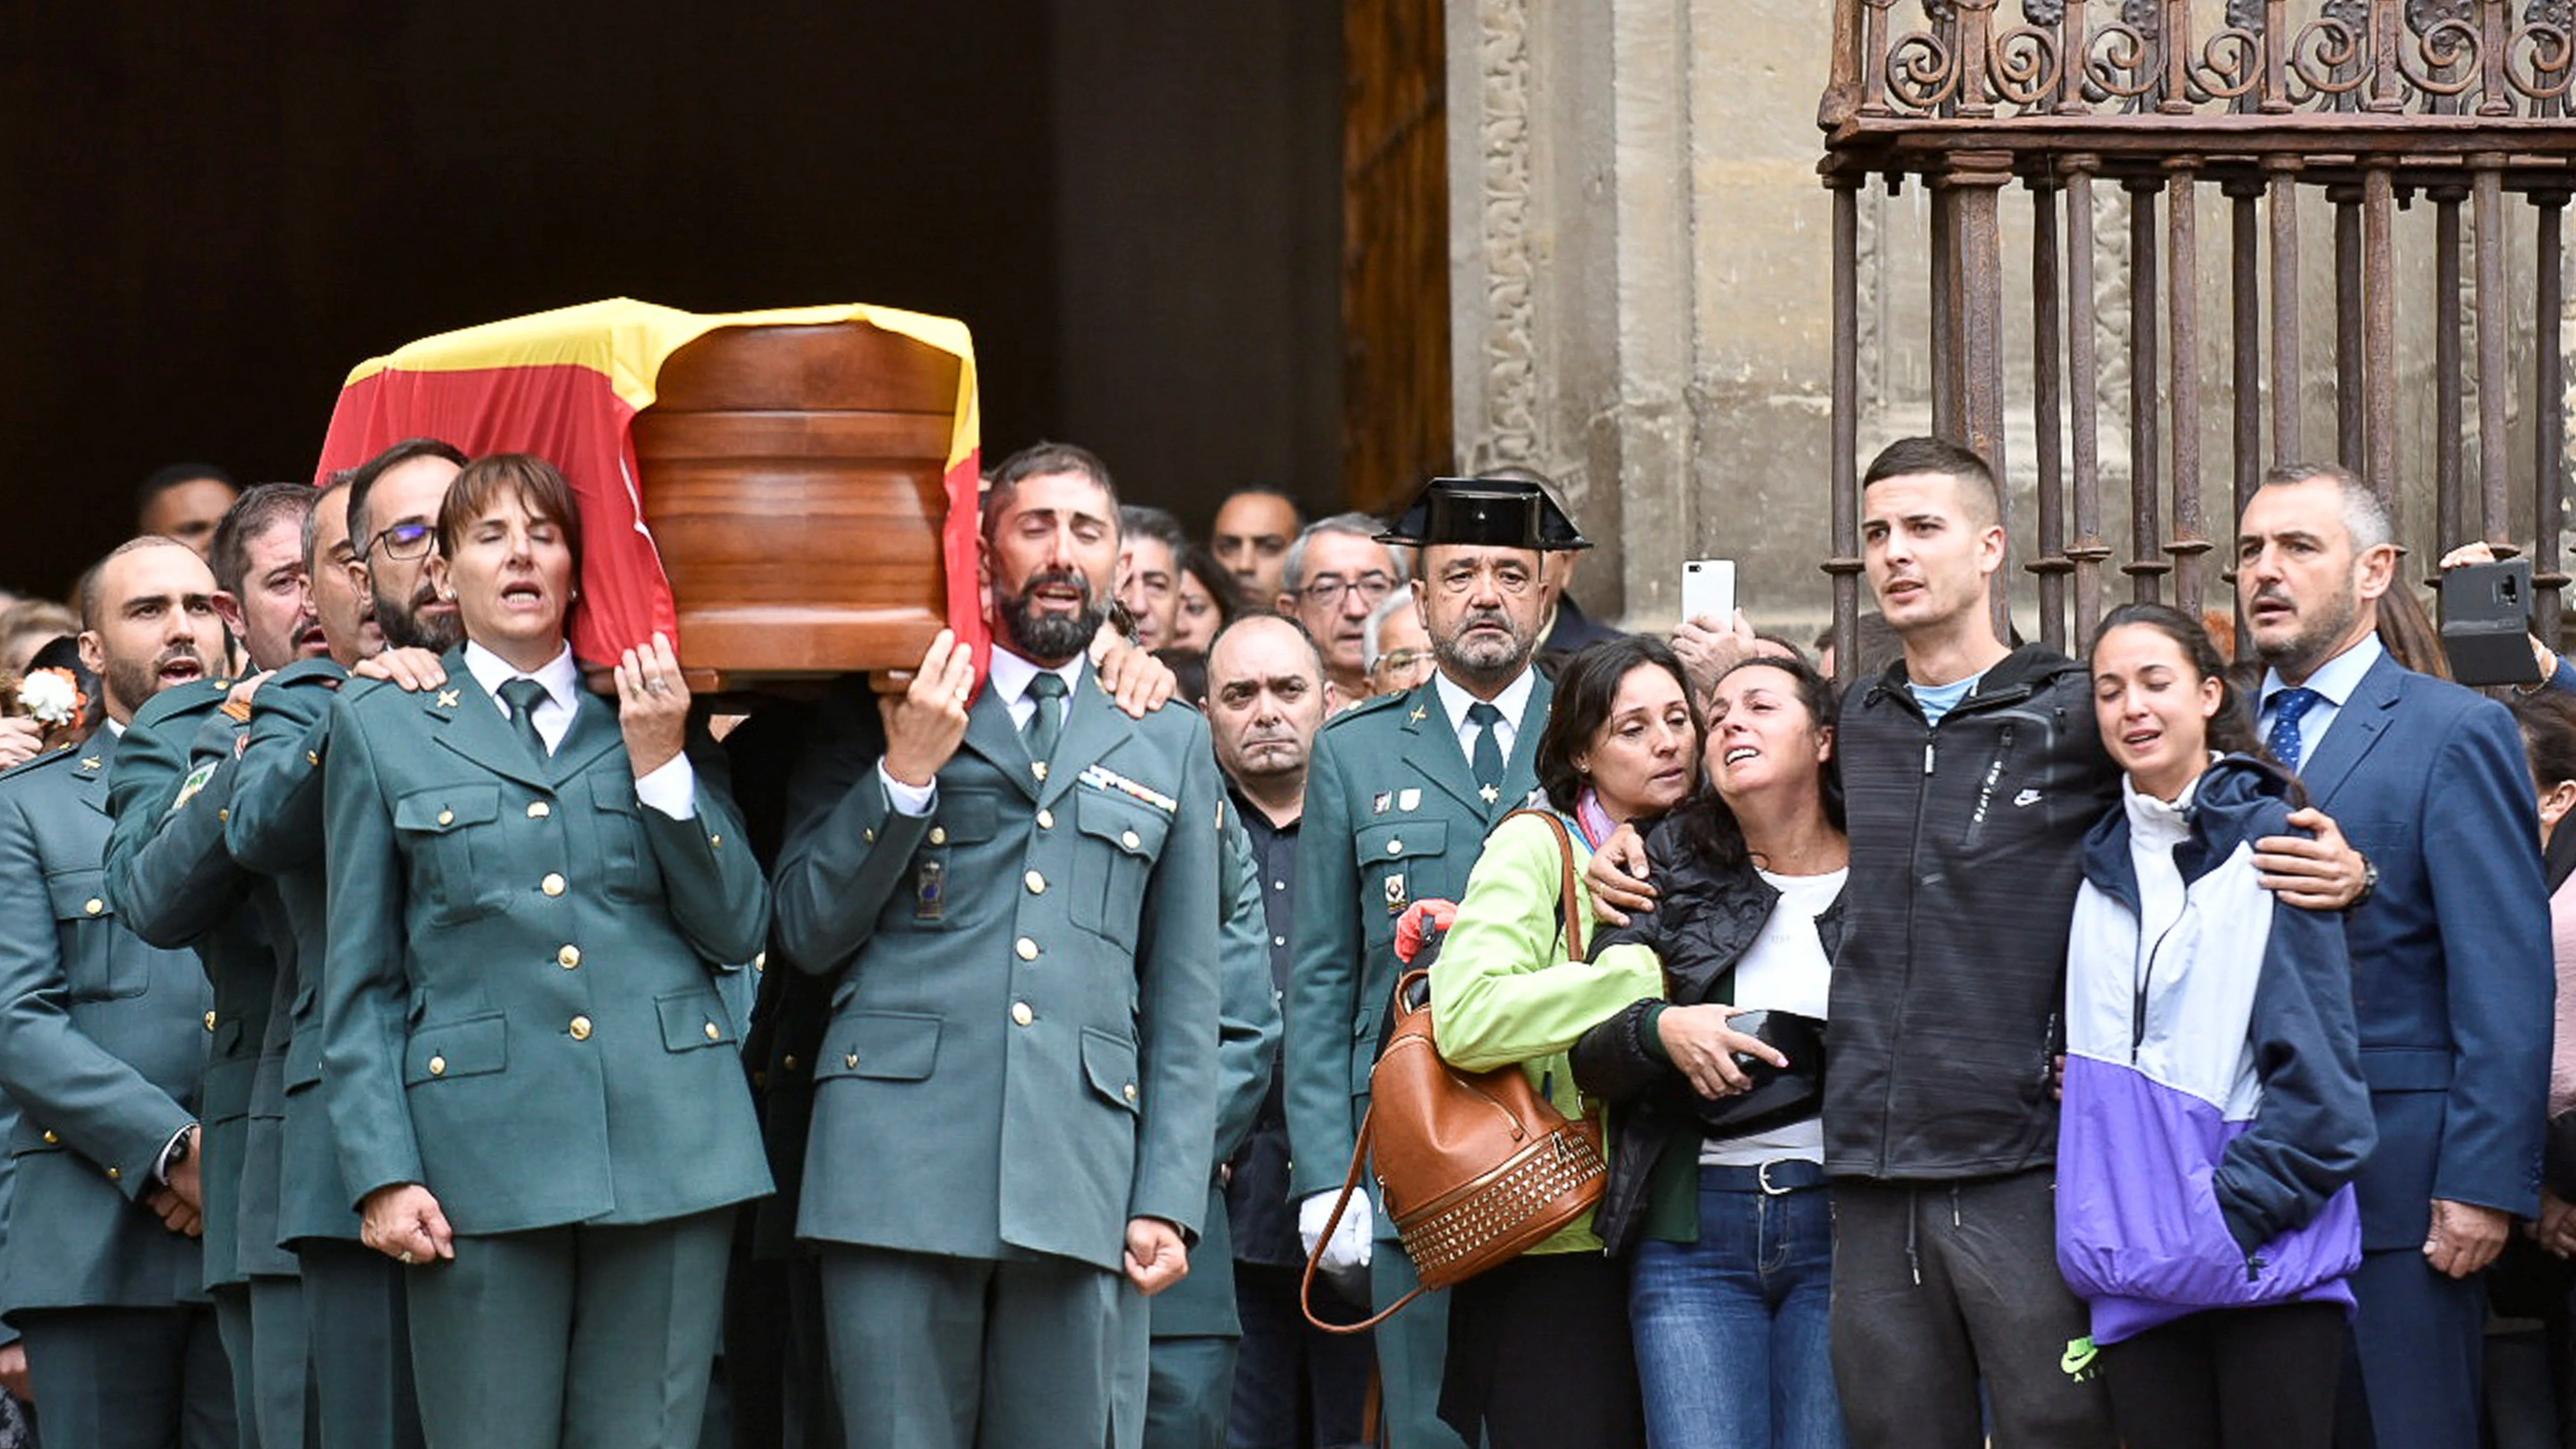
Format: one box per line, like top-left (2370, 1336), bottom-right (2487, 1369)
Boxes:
top-left (1428, 634), bottom-right (1701, 1449)
top-left (319, 454), bottom-right (772, 1449)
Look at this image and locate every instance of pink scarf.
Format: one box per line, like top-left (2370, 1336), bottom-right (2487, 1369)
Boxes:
top-left (1573, 788), bottom-right (1617, 852)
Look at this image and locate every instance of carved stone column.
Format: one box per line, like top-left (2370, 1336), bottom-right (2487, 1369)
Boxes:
top-left (1444, 0), bottom-right (1884, 628)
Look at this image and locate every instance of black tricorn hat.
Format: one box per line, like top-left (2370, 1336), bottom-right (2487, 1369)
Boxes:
top-left (1376, 477), bottom-right (1590, 552)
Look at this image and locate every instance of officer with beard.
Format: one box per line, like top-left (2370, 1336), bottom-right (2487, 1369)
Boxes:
top-left (227, 447), bottom-right (460, 1449)
top-left (0, 536), bottom-right (236, 1449)
top-left (1281, 477), bottom-right (1581, 1449)
top-left (772, 441), bottom-right (1223, 1449)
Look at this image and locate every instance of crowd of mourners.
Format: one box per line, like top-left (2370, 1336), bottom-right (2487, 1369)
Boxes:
top-left (0, 435), bottom-right (2572, 1449)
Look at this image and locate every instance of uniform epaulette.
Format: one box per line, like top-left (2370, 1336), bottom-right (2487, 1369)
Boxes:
top-left (1318, 688), bottom-right (1413, 732)
top-left (267, 656), bottom-right (350, 689)
top-left (0, 738), bottom-right (84, 785)
top-left (125, 676), bottom-right (232, 734)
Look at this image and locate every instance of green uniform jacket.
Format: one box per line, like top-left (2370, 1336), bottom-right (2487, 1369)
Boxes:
top-left (104, 677), bottom-right (302, 1286)
top-left (772, 663), bottom-right (1225, 1273)
top-left (0, 734), bottom-right (211, 1319)
top-left (1281, 675), bottom-right (1552, 1221)
top-left (318, 655), bottom-right (773, 1235)
top-left (1150, 805), bottom-right (1283, 1339)
top-left (225, 657), bottom-right (357, 1249)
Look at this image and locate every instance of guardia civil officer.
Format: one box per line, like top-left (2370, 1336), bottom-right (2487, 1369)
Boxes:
top-left (105, 483), bottom-right (331, 1449)
top-left (0, 536), bottom-right (236, 1449)
top-left (1282, 477), bottom-right (1585, 1449)
top-left (318, 454), bottom-right (771, 1449)
top-left (230, 449), bottom-right (461, 1449)
top-left (772, 440), bottom-right (1224, 1449)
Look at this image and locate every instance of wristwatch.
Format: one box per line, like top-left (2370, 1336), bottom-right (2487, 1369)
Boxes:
top-left (2346, 854), bottom-right (2380, 911)
top-left (164, 1129), bottom-right (192, 1171)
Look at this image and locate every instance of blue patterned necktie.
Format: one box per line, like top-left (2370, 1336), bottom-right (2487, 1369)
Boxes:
top-left (2266, 686), bottom-right (2322, 774)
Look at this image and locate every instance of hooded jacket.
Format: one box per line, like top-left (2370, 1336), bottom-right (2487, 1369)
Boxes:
top-left (2056, 755), bottom-right (2372, 1344)
top-left (1827, 644), bottom-right (2120, 1180)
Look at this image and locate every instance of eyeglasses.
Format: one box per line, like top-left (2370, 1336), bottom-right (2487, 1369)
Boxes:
top-left (1371, 649), bottom-right (1428, 679)
top-left (363, 521), bottom-right (436, 564)
top-left (1298, 573), bottom-right (1398, 607)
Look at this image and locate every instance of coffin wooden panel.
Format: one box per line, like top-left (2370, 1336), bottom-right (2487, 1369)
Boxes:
top-left (631, 321), bottom-right (966, 688)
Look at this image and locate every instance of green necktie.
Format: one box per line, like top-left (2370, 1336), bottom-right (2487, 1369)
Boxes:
top-left (1023, 671), bottom-right (1069, 762)
top-left (499, 677), bottom-right (552, 762)
top-left (1466, 700), bottom-right (1505, 795)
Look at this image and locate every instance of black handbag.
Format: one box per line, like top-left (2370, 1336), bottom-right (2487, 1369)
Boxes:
top-left (1661, 1008), bottom-right (1826, 1139)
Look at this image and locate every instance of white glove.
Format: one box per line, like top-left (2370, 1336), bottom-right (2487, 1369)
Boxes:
top-left (1299, 1189), bottom-right (1375, 1274)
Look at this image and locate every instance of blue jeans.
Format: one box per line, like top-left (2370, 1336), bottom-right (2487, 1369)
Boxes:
top-left (1631, 1164), bottom-right (1849, 1449)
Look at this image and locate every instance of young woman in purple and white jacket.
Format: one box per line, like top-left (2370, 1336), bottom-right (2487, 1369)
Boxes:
top-left (2057, 603), bottom-right (2376, 1449)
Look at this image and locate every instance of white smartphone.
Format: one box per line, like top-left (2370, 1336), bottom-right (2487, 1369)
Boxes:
top-left (1680, 558), bottom-right (1737, 625)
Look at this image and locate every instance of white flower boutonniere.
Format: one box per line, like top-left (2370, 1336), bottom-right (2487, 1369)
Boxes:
top-left (19, 668), bottom-right (84, 727)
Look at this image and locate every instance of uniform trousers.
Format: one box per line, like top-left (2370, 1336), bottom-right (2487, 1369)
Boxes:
top-left (16, 1303), bottom-right (236, 1449)
top-left (214, 1283), bottom-right (261, 1449)
top-left (1369, 1245), bottom-right (1469, 1449)
top-left (404, 1208), bottom-right (733, 1449)
top-left (298, 1238), bottom-right (423, 1449)
top-left (818, 1243), bottom-right (1125, 1449)
top-left (246, 1273), bottom-right (313, 1449)
top-left (1143, 1337), bottom-right (1233, 1449)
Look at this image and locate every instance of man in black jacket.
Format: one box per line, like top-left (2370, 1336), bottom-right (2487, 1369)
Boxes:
top-left (1823, 438), bottom-right (2367, 1449)
top-left (1823, 437), bottom-right (2120, 1448)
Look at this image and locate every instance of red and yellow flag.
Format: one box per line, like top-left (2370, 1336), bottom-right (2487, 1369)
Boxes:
top-left (314, 298), bottom-right (983, 672)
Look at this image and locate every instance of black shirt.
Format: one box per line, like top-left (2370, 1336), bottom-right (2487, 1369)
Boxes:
top-left (1226, 779), bottom-right (1304, 1265)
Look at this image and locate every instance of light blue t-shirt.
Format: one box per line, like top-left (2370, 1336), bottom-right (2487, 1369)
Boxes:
top-left (1912, 671), bottom-right (1984, 728)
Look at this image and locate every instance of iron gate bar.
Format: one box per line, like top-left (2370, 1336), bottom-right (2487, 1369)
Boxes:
top-left (2031, 172), bottom-right (2072, 657)
top-left (1821, 0), bottom-right (2576, 675)
top-left (2269, 157), bottom-right (2303, 464)
top-left (2437, 184), bottom-right (2467, 551)
top-left (2169, 156), bottom-right (2211, 619)
top-left (2477, 159), bottom-right (2513, 545)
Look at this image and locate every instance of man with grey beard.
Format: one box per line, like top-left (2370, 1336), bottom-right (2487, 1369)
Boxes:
top-left (1281, 477), bottom-right (1586, 1448)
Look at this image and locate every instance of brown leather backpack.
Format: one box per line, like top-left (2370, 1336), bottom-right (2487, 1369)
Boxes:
top-left (1301, 811), bottom-right (1608, 1332)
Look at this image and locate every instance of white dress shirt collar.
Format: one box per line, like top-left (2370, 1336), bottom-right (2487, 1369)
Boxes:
top-left (2259, 630), bottom-right (2383, 713)
top-left (464, 640), bottom-right (580, 751)
top-left (1431, 667), bottom-right (1537, 755)
top-left (986, 646), bottom-right (1088, 727)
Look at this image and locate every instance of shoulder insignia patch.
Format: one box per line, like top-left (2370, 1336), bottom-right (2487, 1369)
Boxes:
top-left (169, 760), bottom-right (219, 814)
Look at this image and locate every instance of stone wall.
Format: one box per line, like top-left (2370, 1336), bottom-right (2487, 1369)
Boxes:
top-left (1445, 0), bottom-right (2576, 643)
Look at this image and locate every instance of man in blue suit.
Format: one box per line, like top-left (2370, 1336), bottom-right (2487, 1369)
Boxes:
top-left (2235, 463), bottom-right (2554, 1449)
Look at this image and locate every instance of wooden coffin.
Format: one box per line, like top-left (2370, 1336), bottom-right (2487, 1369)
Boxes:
top-left (629, 321), bottom-right (963, 691)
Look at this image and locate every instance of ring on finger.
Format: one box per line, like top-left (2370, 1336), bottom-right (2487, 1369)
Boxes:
top-left (396, 1250), bottom-right (418, 1266)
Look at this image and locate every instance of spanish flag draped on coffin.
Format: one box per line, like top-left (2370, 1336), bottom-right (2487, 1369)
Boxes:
top-left (314, 298), bottom-right (986, 684)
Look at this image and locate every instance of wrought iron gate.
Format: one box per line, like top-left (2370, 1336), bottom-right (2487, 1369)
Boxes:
top-left (1820, 0), bottom-right (2576, 672)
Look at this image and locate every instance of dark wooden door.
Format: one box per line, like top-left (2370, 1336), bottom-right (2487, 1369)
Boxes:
top-left (1342, 0), bottom-right (1452, 516)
